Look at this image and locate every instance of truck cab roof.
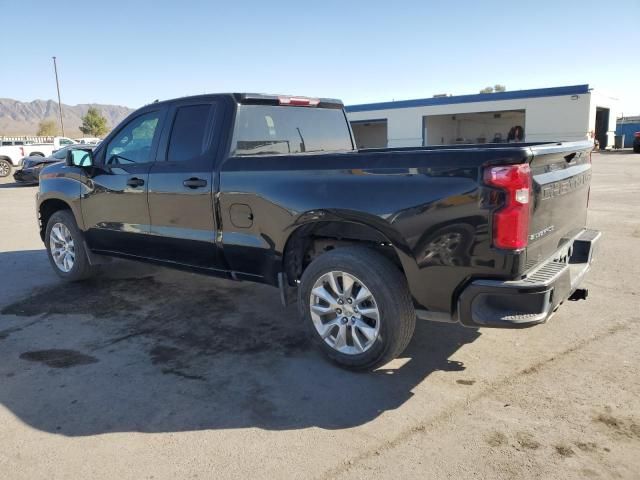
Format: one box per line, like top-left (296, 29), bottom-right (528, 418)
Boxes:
top-left (143, 93), bottom-right (344, 109)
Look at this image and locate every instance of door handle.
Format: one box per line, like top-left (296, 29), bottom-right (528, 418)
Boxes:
top-left (127, 177), bottom-right (145, 187)
top-left (183, 178), bottom-right (207, 189)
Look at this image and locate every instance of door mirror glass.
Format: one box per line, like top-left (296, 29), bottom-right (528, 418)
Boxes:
top-left (66, 149), bottom-right (93, 167)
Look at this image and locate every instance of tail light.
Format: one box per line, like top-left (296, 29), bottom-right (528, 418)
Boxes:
top-left (484, 164), bottom-right (532, 250)
top-left (20, 146), bottom-right (24, 157)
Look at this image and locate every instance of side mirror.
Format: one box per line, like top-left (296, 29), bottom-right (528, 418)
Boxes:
top-left (66, 149), bottom-right (93, 167)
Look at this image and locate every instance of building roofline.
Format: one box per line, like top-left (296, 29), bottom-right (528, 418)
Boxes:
top-left (345, 84), bottom-right (591, 113)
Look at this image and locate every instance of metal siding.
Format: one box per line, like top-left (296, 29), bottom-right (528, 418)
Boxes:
top-left (346, 84), bottom-right (590, 113)
top-left (615, 122), bottom-right (640, 148)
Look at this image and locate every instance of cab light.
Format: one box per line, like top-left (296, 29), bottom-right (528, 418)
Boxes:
top-left (278, 96), bottom-right (320, 107)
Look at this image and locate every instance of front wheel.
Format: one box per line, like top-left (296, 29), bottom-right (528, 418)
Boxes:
top-left (299, 247), bottom-right (416, 370)
top-left (45, 210), bottom-right (95, 281)
top-left (0, 159), bottom-right (11, 178)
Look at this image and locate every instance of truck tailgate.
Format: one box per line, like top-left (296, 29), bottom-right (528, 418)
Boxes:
top-left (526, 142), bottom-right (593, 266)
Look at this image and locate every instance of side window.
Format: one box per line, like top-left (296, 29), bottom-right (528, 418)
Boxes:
top-left (105, 111), bottom-right (161, 165)
top-left (59, 138), bottom-right (73, 145)
top-left (167, 104), bottom-right (213, 162)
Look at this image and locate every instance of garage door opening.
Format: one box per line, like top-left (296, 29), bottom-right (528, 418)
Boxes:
top-left (351, 119), bottom-right (387, 149)
top-left (595, 107), bottom-right (610, 149)
top-left (423, 110), bottom-right (526, 145)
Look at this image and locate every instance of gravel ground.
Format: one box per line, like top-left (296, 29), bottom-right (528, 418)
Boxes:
top-left (0, 151), bottom-right (638, 479)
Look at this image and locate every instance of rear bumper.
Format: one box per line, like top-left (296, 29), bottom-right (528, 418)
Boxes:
top-left (456, 229), bottom-right (601, 328)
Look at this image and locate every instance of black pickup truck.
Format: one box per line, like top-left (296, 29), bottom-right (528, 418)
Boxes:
top-left (36, 93), bottom-right (600, 369)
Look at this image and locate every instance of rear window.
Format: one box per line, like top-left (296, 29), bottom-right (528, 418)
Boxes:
top-left (167, 104), bottom-right (214, 162)
top-left (231, 105), bottom-right (353, 156)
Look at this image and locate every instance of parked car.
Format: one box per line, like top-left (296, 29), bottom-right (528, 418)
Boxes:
top-left (0, 145), bottom-right (24, 177)
top-left (0, 136), bottom-right (78, 177)
top-left (22, 136), bottom-right (77, 157)
top-left (36, 93), bottom-right (600, 369)
top-left (634, 132), bottom-right (640, 153)
top-left (13, 145), bottom-right (93, 184)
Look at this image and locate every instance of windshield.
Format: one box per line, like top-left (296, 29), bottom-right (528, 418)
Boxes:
top-left (231, 105), bottom-right (353, 156)
top-left (53, 148), bottom-right (69, 159)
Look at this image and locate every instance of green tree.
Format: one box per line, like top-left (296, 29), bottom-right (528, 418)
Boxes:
top-left (79, 107), bottom-right (109, 137)
top-left (480, 86), bottom-right (494, 94)
top-left (37, 119), bottom-right (59, 136)
top-left (494, 84), bottom-right (506, 92)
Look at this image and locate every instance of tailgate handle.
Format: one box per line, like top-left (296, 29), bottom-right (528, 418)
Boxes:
top-left (564, 152), bottom-right (577, 163)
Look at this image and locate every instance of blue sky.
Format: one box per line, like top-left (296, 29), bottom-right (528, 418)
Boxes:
top-left (2, 0), bottom-right (639, 113)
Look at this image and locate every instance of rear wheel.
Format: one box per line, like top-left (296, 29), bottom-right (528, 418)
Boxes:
top-left (0, 159), bottom-right (11, 178)
top-left (299, 247), bottom-right (415, 370)
top-left (45, 210), bottom-right (95, 281)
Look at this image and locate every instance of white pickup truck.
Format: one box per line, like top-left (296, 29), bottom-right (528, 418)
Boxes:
top-left (0, 137), bottom-right (77, 177)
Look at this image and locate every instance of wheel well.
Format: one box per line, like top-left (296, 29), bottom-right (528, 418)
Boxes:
top-left (283, 221), bottom-right (404, 286)
top-left (28, 152), bottom-right (45, 157)
top-left (39, 199), bottom-right (72, 240)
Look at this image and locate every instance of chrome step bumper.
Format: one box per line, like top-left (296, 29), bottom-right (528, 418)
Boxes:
top-left (456, 229), bottom-right (601, 328)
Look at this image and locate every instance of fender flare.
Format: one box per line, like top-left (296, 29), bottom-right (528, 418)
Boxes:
top-left (281, 210), bottom-right (418, 283)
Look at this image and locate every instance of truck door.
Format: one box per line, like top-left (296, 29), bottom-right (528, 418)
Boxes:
top-left (81, 108), bottom-right (166, 256)
top-left (146, 99), bottom-right (224, 270)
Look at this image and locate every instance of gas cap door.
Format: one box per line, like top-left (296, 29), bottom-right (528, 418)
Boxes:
top-left (229, 203), bottom-right (254, 228)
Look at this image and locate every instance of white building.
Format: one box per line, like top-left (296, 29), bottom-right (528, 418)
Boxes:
top-left (346, 84), bottom-right (618, 149)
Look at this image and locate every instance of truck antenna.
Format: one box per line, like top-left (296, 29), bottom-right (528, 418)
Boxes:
top-left (52, 56), bottom-right (65, 137)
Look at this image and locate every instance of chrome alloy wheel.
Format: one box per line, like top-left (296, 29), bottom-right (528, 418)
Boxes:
top-left (49, 223), bottom-right (75, 272)
top-left (0, 161), bottom-right (10, 177)
top-left (309, 271), bottom-right (380, 355)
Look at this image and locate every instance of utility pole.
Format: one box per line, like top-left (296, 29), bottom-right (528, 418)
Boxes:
top-left (52, 56), bottom-right (65, 137)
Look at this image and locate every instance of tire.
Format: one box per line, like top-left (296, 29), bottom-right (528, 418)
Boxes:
top-left (0, 159), bottom-right (11, 178)
top-left (634, 146), bottom-right (640, 154)
top-left (299, 246), bottom-right (416, 370)
top-left (45, 210), bottom-right (95, 281)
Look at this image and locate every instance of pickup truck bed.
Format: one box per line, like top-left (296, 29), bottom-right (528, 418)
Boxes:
top-left (221, 140), bottom-right (597, 324)
top-left (35, 93), bottom-right (600, 369)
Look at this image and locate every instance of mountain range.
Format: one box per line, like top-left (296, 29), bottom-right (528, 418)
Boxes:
top-left (0, 98), bottom-right (134, 137)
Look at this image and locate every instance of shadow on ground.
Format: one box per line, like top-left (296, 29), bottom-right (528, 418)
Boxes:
top-left (0, 181), bottom-right (35, 189)
top-left (0, 249), bottom-right (480, 436)
top-left (597, 149), bottom-right (639, 156)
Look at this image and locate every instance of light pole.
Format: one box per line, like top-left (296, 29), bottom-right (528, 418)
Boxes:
top-left (52, 56), bottom-right (65, 137)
